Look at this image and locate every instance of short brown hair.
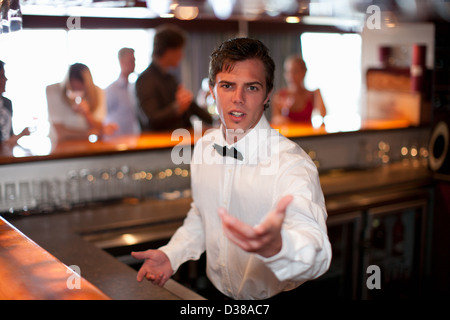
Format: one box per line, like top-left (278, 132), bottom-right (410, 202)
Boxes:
top-left (208, 38), bottom-right (275, 96)
top-left (118, 47), bottom-right (134, 60)
top-left (152, 24), bottom-right (186, 58)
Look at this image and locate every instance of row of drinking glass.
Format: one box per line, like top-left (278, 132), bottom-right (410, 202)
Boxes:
top-left (0, 164), bottom-right (191, 215)
top-left (360, 140), bottom-right (429, 168)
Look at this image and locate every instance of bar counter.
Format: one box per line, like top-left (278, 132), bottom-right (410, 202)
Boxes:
top-left (2, 160), bottom-right (432, 300)
top-left (1, 197), bottom-right (204, 300)
top-left (0, 120), bottom-right (433, 299)
top-left (0, 118), bottom-right (412, 165)
top-left (0, 217), bottom-right (110, 300)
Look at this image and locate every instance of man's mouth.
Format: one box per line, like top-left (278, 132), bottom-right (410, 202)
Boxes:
top-left (230, 111), bottom-right (245, 117)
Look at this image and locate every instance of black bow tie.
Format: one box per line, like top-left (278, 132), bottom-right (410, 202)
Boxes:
top-left (213, 143), bottom-right (243, 160)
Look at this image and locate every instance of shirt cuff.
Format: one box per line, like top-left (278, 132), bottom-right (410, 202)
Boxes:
top-left (159, 244), bottom-right (182, 274)
top-left (258, 230), bottom-right (291, 272)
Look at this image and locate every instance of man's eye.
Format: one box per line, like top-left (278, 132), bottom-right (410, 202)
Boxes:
top-left (221, 84), bottom-right (232, 89)
top-left (248, 86), bottom-right (259, 91)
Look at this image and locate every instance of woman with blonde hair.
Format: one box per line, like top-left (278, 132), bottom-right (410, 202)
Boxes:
top-left (272, 55), bottom-right (326, 125)
top-left (46, 63), bottom-right (117, 144)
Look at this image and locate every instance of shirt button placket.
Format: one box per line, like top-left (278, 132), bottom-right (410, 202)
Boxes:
top-left (219, 164), bottom-right (235, 297)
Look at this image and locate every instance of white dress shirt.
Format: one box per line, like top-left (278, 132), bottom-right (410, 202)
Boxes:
top-left (160, 115), bottom-right (332, 300)
top-left (105, 77), bottom-right (140, 136)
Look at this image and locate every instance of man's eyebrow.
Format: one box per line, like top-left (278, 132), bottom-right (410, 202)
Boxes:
top-left (245, 81), bottom-right (264, 87)
top-left (218, 80), bottom-right (234, 84)
top-left (217, 80), bottom-right (263, 87)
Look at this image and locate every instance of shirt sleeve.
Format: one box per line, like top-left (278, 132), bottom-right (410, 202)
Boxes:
top-left (259, 155), bottom-right (332, 283)
top-left (158, 201), bottom-right (206, 273)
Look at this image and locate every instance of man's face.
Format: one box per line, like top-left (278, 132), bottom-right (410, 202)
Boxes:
top-left (120, 51), bottom-right (136, 76)
top-left (210, 58), bottom-right (271, 139)
top-left (165, 47), bottom-right (184, 68)
top-left (0, 69), bottom-right (7, 94)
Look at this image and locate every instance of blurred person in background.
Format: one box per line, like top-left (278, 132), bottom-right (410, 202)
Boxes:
top-left (105, 47), bottom-right (140, 136)
top-left (46, 63), bottom-right (117, 144)
top-left (271, 55), bottom-right (326, 125)
top-left (135, 24), bottom-right (212, 131)
top-left (0, 60), bottom-right (30, 146)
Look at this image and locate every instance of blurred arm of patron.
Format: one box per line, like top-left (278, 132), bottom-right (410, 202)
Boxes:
top-left (135, 24), bottom-right (212, 132)
top-left (46, 63), bottom-right (117, 144)
top-left (271, 55), bottom-right (326, 126)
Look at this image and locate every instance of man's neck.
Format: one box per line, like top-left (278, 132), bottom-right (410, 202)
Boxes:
top-left (152, 58), bottom-right (170, 73)
top-left (221, 115), bottom-right (264, 145)
top-left (223, 128), bottom-right (247, 145)
top-left (119, 72), bottom-right (129, 82)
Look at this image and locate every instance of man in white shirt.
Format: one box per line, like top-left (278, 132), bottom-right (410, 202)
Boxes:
top-left (105, 47), bottom-right (140, 136)
top-left (132, 38), bottom-right (331, 300)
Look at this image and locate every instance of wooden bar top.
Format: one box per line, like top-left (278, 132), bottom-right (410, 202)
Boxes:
top-left (0, 217), bottom-right (110, 300)
top-left (0, 119), bottom-right (413, 165)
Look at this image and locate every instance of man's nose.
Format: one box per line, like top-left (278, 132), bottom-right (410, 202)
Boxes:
top-left (232, 88), bottom-right (245, 104)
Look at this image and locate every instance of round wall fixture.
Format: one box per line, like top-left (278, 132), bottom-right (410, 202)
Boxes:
top-left (429, 120), bottom-right (449, 172)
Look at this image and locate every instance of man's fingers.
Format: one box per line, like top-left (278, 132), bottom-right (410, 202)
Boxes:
top-left (254, 195), bottom-right (293, 234)
top-left (219, 208), bottom-right (257, 239)
top-left (219, 195), bottom-right (293, 238)
top-left (136, 266), bottom-right (148, 282)
top-left (131, 251), bottom-right (147, 260)
top-left (132, 250), bottom-right (155, 282)
top-left (218, 196), bottom-right (292, 257)
top-left (145, 272), bottom-right (167, 287)
top-left (276, 195), bottom-right (293, 214)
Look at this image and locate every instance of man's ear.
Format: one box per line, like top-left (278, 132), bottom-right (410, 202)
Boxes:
top-left (264, 89), bottom-right (273, 105)
top-left (209, 85), bottom-right (216, 100)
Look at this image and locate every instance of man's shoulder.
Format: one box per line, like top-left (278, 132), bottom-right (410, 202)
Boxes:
top-left (269, 130), bottom-right (311, 163)
top-left (136, 65), bottom-right (160, 88)
top-left (105, 79), bottom-right (120, 92)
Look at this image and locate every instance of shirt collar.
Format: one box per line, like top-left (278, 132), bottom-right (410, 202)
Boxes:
top-left (217, 115), bottom-right (273, 163)
top-left (116, 76), bottom-right (128, 88)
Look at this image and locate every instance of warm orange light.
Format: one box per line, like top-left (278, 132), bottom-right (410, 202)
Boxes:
top-left (175, 6), bottom-right (199, 20)
top-left (285, 16), bottom-right (300, 23)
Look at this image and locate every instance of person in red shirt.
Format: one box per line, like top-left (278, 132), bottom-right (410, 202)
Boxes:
top-left (271, 55), bottom-right (326, 125)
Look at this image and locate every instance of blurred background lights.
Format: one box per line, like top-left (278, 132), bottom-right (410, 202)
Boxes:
top-left (146, 0), bottom-right (171, 16)
top-left (175, 6), bottom-right (199, 20)
top-left (264, 0), bottom-right (297, 16)
top-left (286, 16), bottom-right (301, 23)
top-left (208, 0), bottom-right (235, 20)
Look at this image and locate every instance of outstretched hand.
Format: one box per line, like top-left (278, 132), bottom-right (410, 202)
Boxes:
top-left (131, 249), bottom-right (173, 287)
top-left (218, 195), bottom-right (293, 258)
